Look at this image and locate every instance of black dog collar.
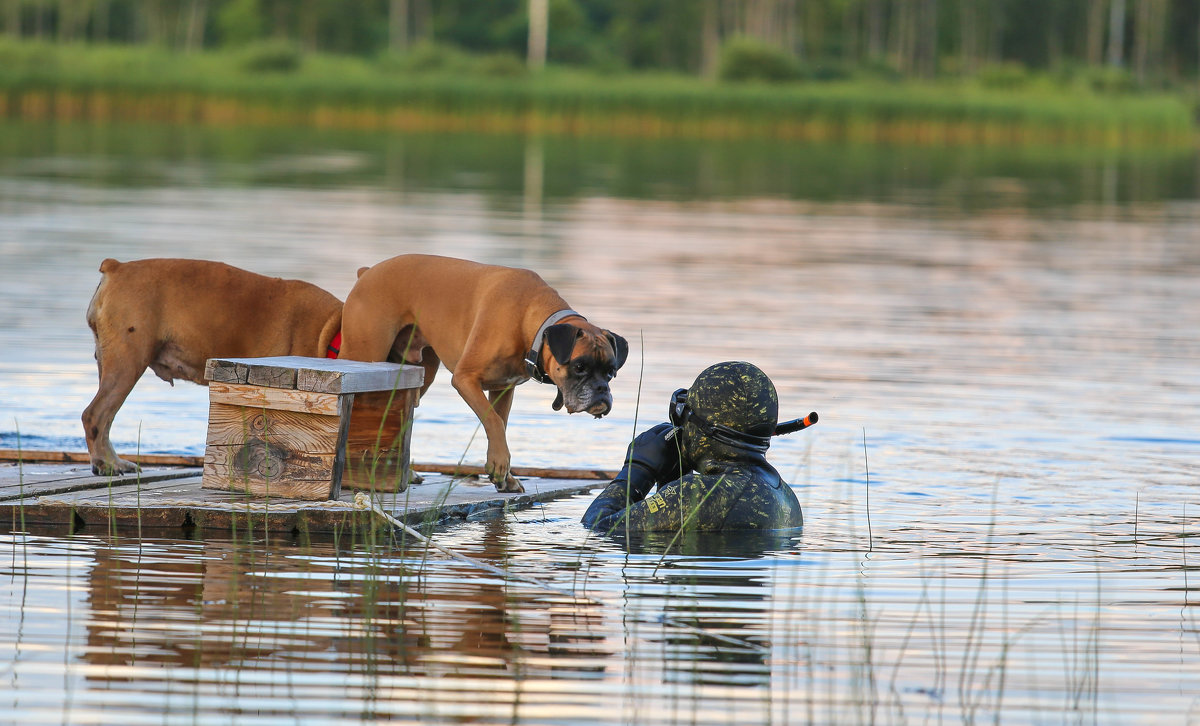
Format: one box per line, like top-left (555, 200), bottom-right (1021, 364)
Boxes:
top-left (524, 309), bottom-right (584, 384)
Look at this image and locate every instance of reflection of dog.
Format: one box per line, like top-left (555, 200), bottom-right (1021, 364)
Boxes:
top-left (83, 258), bottom-right (343, 476)
top-left (339, 254), bottom-right (629, 493)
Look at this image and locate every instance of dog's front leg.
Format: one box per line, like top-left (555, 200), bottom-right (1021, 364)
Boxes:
top-left (451, 372), bottom-right (524, 493)
top-left (485, 387), bottom-right (523, 492)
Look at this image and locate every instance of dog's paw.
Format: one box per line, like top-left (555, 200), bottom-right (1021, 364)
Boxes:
top-left (496, 474), bottom-right (525, 494)
top-left (91, 458), bottom-right (140, 477)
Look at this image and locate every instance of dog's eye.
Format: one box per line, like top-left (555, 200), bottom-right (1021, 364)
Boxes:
top-left (574, 362), bottom-right (588, 374)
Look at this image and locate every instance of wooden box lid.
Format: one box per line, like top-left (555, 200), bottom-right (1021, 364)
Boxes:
top-left (204, 356), bottom-right (424, 395)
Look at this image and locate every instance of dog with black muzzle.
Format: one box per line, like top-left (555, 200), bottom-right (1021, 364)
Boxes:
top-left (338, 254), bottom-right (629, 493)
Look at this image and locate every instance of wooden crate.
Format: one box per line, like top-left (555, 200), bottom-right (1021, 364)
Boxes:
top-left (201, 356), bottom-right (424, 500)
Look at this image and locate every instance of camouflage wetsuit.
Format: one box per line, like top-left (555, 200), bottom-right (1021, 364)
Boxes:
top-left (582, 361), bottom-right (804, 533)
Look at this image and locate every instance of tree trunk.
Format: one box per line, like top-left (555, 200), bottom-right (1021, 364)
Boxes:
top-left (390, 0), bottom-right (409, 52)
top-left (988, 0), bottom-right (1003, 63)
top-left (1134, 0), bottom-right (1149, 81)
top-left (866, 0), bottom-right (884, 61)
top-left (843, 0), bottom-right (858, 62)
top-left (889, 0), bottom-right (916, 73)
top-left (272, 0), bottom-right (289, 38)
top-left (184, 0), bottom-right (208, 51)
top-left (3, 0), bottom-right (16, 38)
top-left (790, 0), bottom-right (804, 59)
top-left (94, 0), bottom-right (110, 42)
top-left (527, 0), bottom-right (548, 70)
top-left (1107, 0), bottom-right (1126, 67)
top-left (959, 0), bottom-right (976, 74)
top-left (920, 0), bottom-right (937, 77)
top-left (701, 0), bottom-right (720, 78)
top-left (144, 0), bottom-right (164, 45)
top-left (1086, 0), bottom-right (1104, 66)
top-left (33, 0), bottom-right (45, 39)
top-left (57, 0), bottom-right (75, 41)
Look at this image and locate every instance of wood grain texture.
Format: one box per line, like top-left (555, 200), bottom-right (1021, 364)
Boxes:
top-left (246, 363), bottom-right (297, 389)
top-left (204, 359), bottom-right (250, 385)
top-left (204, 402), bottom-right (340, 452)
top-left (206, 357), bottom-right (423, 394)
top-left (208, 381), bottom-right (342, 416)
top-left (296, 362), bottom-right (423, 394)
top-left (343, 389), bottom-right (417, 492)
top-left (202, 444), bottom-right (336, 500)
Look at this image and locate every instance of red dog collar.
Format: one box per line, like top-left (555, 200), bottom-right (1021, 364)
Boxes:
top-left (326, 331), bottom-right (342, 359)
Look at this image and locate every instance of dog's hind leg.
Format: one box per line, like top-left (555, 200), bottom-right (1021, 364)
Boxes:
top-left (83, 351), bottom-right (147, 476)
top-left (83, 291), bottom-right (152, 477)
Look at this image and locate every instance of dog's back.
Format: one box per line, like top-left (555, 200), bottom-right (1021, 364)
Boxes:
top-left (84, 257), bottom-right (343, 475)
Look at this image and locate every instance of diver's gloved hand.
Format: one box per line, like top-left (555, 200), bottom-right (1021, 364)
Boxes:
top-left (616, 422), bottom-right (684, 499)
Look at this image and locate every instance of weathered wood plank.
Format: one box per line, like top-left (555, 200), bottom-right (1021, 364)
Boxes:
top-left (0, 467), bottom-right (598, 536)
top-left (296, 361), bottom-right (423, 394)
top-left (202, 444), bottom-right (337, 500)
top-left (206, 356), bottom-right (422, 394)
top-left (204, 359), bottom-right (250, 385)
top-left (0, 450), bottom-right (204, 467)
top-left (204, 401), bottom-right (341, 452)
top-left (328, 393), bottom-right (354, 500)
top-left (1, 452), bottom-right (620, 482)
top-left (410, 463), bottom-right (618, 481)
top-left (247, 363), bottom-right (297, 389)
top-left (343, 389), bottom-right (417, 492)
top-left (0, 466), bottom-right (201, 501)
top-left (49, 477), bottom-right (211, 503)
top-left (208, 381), bottom-right (342, 416)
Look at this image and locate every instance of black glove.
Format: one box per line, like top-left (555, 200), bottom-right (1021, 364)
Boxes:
top-left (616, 422), bottom-right (685, 499)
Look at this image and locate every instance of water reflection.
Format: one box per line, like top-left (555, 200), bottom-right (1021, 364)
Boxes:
top-left (602, 530), bottom-right (804, 688)
top-left (77, 532), bottom-right (616, 684)
top-left (2, 122), bottom-right (1200, 722)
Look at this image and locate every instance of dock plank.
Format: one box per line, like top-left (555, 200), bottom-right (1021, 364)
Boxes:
top-left (0, 463), bottom-right (599, 537)
top-left (0, 463), bottom-right (203, 501)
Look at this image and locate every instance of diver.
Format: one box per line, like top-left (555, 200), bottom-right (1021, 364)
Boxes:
top-left (582, 361), bottom-right (815, 533)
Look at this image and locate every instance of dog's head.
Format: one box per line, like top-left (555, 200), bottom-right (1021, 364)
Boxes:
top-left (542, 323), bottom-right (629, 418)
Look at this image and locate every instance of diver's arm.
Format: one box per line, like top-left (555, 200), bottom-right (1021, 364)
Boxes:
top-left (584, 473), bottom-right (729, 533)
top-left (582, 423), bottom-right (679, 531)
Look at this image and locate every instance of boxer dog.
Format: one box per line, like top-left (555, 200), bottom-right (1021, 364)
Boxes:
top-left (83, 258), bottom-right (343, 476)
top-left (338, 254), bottom-right (629, 493)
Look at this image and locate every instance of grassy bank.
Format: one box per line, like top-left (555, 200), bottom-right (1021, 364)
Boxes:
top-left (0, 40), bottom-right (1194, 147)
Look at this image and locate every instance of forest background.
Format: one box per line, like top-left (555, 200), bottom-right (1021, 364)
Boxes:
top-left (2, 1), bottom-right (1198, 145)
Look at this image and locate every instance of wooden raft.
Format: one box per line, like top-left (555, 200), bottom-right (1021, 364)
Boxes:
top-left (0, 462), bottom-right (601, 536)
top-left (203, 356), bottom-right (423, 501)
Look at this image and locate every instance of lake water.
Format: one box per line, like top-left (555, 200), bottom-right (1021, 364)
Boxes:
top-left (1, 120), bottom-right (1199, 724)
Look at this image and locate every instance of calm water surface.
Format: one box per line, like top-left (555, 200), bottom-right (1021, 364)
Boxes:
top-left (1, 121), bottom-right (1198, 724)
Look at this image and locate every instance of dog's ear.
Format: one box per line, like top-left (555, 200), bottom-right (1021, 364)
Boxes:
top-left (356, 266), bottom-right (370, 279)
top-left (545, 324), bottom-right (579, 366)
top-left (605, 331), bottom-right (629, 371)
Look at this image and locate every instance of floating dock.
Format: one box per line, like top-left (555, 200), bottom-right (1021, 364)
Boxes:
top-left (0, 452), bottom-right (612, 538)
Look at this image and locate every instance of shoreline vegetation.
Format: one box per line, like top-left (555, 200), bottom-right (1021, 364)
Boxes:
top-left (0, 40), bottom-right (1196, 147)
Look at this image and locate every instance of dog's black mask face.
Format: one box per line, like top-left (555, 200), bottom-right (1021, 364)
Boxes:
top-left (544, 324), bottom-right (629, 417)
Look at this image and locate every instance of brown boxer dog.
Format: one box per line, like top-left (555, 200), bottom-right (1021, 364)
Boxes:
top-left (338, 254), bottom-right (629, 493)
top-left (83, 258), bottom-right (343, 476)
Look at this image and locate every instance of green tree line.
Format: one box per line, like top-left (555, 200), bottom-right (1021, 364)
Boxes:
top-left (3, 0), bottom-right (1199, 87)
